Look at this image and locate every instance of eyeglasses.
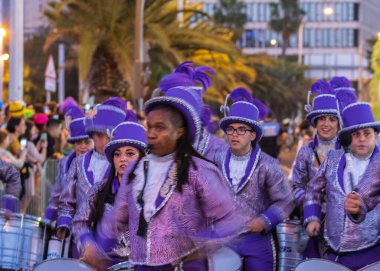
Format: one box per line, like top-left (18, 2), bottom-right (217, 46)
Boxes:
top-left (225, 127), bottom-right (254, 135)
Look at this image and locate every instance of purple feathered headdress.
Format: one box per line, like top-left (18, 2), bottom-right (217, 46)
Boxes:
top-left (305, 79), bottom-right (335, 113)
top-left (65, 105), bottom-right (84, 120)
top-left (336, 88), bottom-right (357, 113)
top-left (125, 109), bottom-right (138, 122)
top-left (60, 97), bottom-right (78, 113)
top-left (222, 87), bottom-right (269, 120)
top-left (329, 76), bottom-right (354, 91)
top-left (158, 61), bottom-right (215, 93)
top-left (201, 104), bottom-right (213, 131)
top-left (102, 97), bottom-right (127, 111)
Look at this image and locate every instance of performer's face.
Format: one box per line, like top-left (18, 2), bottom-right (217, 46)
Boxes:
top-left (350, 128), bottom-right (377, 157)
top-left (226, 123), bottom-right (256, 156)
top-left (92, 132), bottom-right (110, 154)
top-left (113, 146), bottom-right (139, 177)
top-left (146, 109), bottom-right (184, 156)
top-left (316, 115), bottom-right (339, 141)
top-left (74, 139), bottom-right (93, 156)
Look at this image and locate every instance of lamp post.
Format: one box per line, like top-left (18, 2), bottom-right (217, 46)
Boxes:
top-left (297, 18), bottom-right (305, 64)
top-left (132, 0), bottom-right (145, 112)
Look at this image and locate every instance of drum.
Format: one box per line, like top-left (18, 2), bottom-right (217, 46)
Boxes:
top-left (46, 236), bottom-right (70, 259)
top-left (107, 261), bottom-right (134, 271)
top-left (358, 261), bottom-right (380, 271)
top-left (276, 220), bottom-right (306, 271)
top-left (33, 258), bottom-right (95, 271)
top-left (0, 211), bottom-right (49, 270)
top-left (208, 247), bottom-right (241, 271)
top-left (295, 259), bottom-right (350, 271)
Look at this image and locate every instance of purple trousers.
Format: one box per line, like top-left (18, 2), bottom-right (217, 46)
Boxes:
top-left (134, 258), bottom-right (208, 271)
top-left (229, 232), bottom-right (275, 271)
top-left (326, 243), bottom-right (380, 271)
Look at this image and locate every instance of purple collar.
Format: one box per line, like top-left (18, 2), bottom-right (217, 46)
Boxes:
top-left (223, 145), bottom-right (261, 193)
top-left (310, 135), bottom-right (341, 150)
top-left (64, 151), bottom-right (77, 173)
top-left (337, 146), bottom-right (379, 192)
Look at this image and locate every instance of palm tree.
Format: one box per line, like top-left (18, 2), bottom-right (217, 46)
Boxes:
top-left (268, 0), bottom-right (305, 57)
top-left (44, 0), bottom-right (256, 103)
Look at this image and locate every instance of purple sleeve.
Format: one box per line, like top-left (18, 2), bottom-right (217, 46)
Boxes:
top-left (291, 146), bottom-right (312, 207)
top-left (44, 158), bottom-right (65, 221)
top-left (0, 159), bottom-right (21, 212)
top-left (259, 159), bottom-right (295, 232)
top-left (303, 157), bottom-right (327, 225)
top-left (57, 157), bottom-right (79, 230)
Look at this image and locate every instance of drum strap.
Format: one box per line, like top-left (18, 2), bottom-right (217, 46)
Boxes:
top-left (137, 160), bottom-right (149, 237)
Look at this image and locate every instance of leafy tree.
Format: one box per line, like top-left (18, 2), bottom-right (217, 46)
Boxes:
top-left (370, 38), bottom-right (380, 120)
top-left (213, 0), bottom-right (247, 42)
top-left (269, 0), bottom-right (305, 57)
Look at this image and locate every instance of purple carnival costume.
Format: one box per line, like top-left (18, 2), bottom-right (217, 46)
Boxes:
top-left (157, 61), bottom-right (227, 162)
top-left (44, 105), bottom-right (90, 221)
top-left (57, 98), bottom-right (126, 231)
top-left (72, 116), bottom-right (147, 259)
top-left (291, 78), bottom-right (348, 257)
top-left (303, 91), bottom-right (380, 270)
top-left (0, 159), bottom-right (21, 212)
top-left (99, 86), bottom-right (246, 271)
top-left (218, 88), bottom-right (295, 271)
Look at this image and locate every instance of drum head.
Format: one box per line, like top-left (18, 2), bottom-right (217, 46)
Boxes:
top-left (33, 258), bottom-right (95, 271)
top-left (108, 261), bottom-right (134, 271)
top-left (295, 259), bottom-right (351, 271)
top-left (209, 247), bottom-right (241, 271)
top-left (358, 261), bottom-right (380, 271)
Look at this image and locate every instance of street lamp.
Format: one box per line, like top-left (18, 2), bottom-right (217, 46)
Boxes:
top-left (323, 6), bottom-right (334, 16)
top-left (297, 18), bottom-right (306, 64)
top-left (270, 39), bottom-right (277, 46)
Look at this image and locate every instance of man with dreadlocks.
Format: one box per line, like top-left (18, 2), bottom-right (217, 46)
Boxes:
top-left (100, 85), bottom-right (245, 271)
top-left (216, 87), bottom-right (294, 271)
top-left (304, 85), bottom-right (380, 270)
top-left (291, 77), bottom-right (345, 258)
top-left (157, 61), bottom-right (227, 162)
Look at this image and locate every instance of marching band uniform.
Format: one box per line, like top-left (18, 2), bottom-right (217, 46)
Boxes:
top-left (304, 98), bottom-right (380, 270)
top-left (72, 120), bottom-right (147, 259)
top-left (0, 159), bottom-right (21, 212)
top-left (217, 88), bottom-right (295, 271)
top-left (100, 86), bottom-right (245, 270)
top-left (57, 98), bottom-right (126, 231)
top-left (291, 79), bottom-right (343, 257)
top-left (44, 106), bottom-right (90, 222)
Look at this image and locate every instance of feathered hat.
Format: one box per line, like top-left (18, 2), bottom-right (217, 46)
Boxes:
top-left (105, 110), bottom-right (147, 164)
top-left (65, 105), bottom-right (90, 144)
top-left (305, 79), bottom-right (339, 127)
top-left (219, 87), bottom-right (269, 143)
top-left (85, 97), bottom-right (127, 136)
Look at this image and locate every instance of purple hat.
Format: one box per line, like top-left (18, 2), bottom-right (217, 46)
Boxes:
top-left (219, 87), bottom-right (269, 143)
top-left (337, 89), bottom-right (380, 134)
top-left (104, 121), bottom-right (147, 164)
top-left (157, 61), bottom-right (214, 118)
top-left (144, 86), bottom-right (203, 143)
top-left (65, 106), bottom-right (90, 144)
top-left (305, 79), bottom-right (339, 127)
top-left (85, 97), bottom-right (127, 135)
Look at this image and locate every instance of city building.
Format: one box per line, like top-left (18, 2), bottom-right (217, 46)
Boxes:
top-left (190, 0), bottom-right (380, 91)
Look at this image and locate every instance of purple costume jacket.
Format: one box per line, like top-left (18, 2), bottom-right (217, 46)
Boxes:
top-left (194, 128), bottom-right (228, 162)
top-left (0, 159), bottom-right (21, 212)
top-left (72, 177), bottom-right (125, 256)
top-left (44, 152), bottom-right (76, 221)
top-left (219, 146), bottom-right (295, 232)
top-left (57, 149), bottom-right (110, 230)
top-left (99, 156), bottom-right (245, 266)
top-left (304, 148), bottom-right (380, 252)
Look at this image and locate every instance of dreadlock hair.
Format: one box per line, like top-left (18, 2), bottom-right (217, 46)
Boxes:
top-left (93, 149), bottom-right (144, 224)
top-left (136, 103), bottom-right (214, 192)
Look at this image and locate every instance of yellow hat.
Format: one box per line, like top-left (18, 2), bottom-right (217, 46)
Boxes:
top-left (9, 101), bottom-right (27, 118)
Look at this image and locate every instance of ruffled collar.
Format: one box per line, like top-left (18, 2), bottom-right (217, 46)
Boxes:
top-left (231, 148), bottom-right (252, 161)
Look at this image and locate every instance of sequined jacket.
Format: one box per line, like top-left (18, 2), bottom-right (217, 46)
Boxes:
top-left (218, 148), bottom-right (295, 232)
top-left (304, 149), bottom-right (380, 252)
top-left (57, 149), bottom-right (109, 230)
top-left (44, 152), bottom-right (76, 221)
top-left (97, 156), bottom-right (246, 266)
top-left (194, 128), bottom-right (228, 162)
top-left (0, 159), bottom-right (21, 212)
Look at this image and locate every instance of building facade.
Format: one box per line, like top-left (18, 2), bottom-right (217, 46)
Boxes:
top-left (191, 0), bottom-right (380, 84)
